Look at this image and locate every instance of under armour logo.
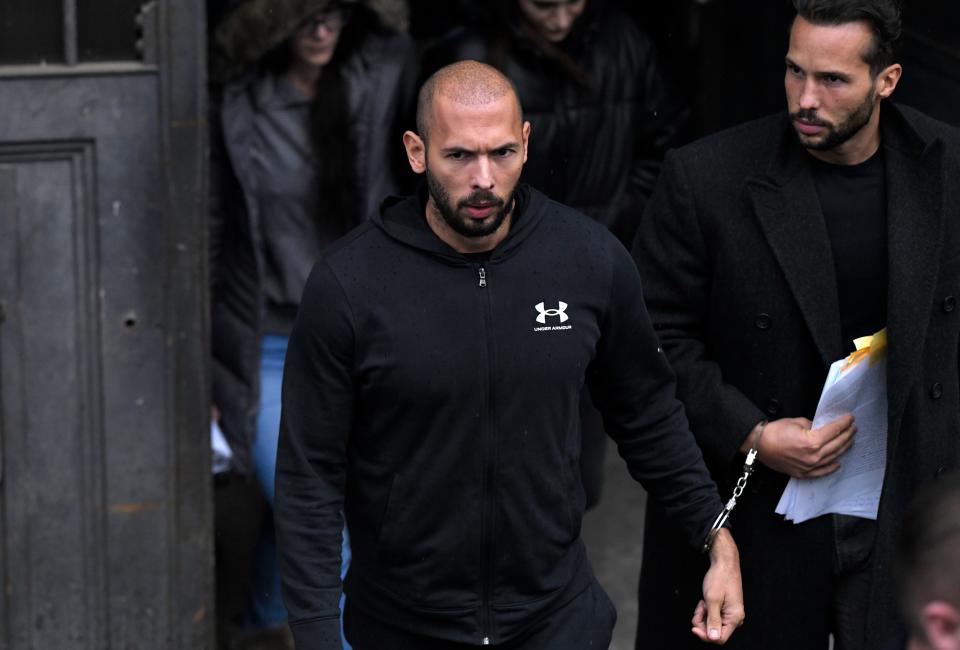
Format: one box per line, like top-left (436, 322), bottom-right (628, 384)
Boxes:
top-left (535, 301), bottom-right (569, 324)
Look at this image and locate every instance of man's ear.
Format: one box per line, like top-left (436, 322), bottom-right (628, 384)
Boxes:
top-left (920, 601), bottom-right (960, 650)
top-left (521, 120), bottom-right (531, 164)
top-left (403, 131), bottom-right (426, 175)
top-left (876, 63), bottom-right (903, 99)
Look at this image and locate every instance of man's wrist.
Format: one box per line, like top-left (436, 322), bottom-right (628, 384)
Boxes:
top-left (738, 419), bottom-right (768, 455)
top-left (708, 527), bottom-right (738, 564)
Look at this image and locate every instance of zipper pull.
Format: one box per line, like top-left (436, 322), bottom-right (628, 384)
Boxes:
top-left (478, 266), bottom-right (487, 288)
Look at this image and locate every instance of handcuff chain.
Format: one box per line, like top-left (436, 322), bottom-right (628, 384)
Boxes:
top-left (730, 448), bottom-right (757, 504)
top-left (702, 439), bottom-right (761, 554)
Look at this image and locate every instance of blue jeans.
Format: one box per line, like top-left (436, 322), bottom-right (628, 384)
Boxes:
top-left (248, 335), bottom-right (351, 647)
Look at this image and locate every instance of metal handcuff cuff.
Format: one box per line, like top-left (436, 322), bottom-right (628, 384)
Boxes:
top-left (702, 420), bottom-right (766, 554)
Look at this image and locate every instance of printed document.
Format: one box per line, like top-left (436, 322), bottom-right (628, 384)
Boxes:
top-left (775, 329), bottom-right (887, 523)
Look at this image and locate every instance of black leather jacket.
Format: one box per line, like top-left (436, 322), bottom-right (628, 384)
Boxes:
top-left (423, 1), bottom-right (687, 247)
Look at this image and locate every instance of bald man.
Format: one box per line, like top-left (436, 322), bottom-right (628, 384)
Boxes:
top-left (275, 61), bottom-right (743, 650)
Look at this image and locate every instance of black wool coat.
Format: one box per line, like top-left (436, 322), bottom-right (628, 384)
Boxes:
top-left (633, 103), bottom-right (960, 649)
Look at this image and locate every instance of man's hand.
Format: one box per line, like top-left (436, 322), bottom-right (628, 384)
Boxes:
top-left (742, 415), bottom-right (856, 478)
top-left (692, 528), bottom-right (744, 644)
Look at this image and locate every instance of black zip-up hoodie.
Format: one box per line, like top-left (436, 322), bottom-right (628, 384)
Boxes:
top-left (275, 185), bottom-right (722, 649)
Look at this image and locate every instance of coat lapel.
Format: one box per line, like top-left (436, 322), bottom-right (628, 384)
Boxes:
top-left (883, 106), bottom-right (944, 427)
top-left (746, 126), bottom-right (844, 367)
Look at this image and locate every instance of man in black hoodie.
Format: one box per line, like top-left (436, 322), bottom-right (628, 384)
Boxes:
top-left (275, 60), bottom-right (743, 649)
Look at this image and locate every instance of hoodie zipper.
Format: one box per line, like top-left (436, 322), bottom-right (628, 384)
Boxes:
top-left (476, 262), bottom-right (495, 644)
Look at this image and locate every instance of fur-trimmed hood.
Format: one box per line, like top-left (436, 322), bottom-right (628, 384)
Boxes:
top-left (213, 0), bottom-right (409, 76)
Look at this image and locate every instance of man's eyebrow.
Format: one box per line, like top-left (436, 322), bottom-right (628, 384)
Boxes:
top-left (816, 70), bottom-right (851, 81)
top-left (438, 141), bottom-right (521, 155)
top-left (785, 56), bottom-right (851, 80)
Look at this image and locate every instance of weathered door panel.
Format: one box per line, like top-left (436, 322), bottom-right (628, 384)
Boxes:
top-left (0, 2), bottom-right (211, 648)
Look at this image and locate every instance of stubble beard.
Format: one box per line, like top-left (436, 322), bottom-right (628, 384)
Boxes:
top-left (425, 167), bottom-right (514, 239)
top-left (791, 89), bottom-right (877, 152)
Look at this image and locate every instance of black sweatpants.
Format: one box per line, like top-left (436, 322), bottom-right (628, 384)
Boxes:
top-left (344, 579), bottom-right (617, 649)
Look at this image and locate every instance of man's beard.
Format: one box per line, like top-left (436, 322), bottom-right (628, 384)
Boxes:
top-left (426, 168), bottom-right (514, 239)
top-left (790, 89), bottom-right (876, 151)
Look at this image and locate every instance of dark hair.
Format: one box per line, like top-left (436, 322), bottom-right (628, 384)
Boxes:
top-left (310, 65), bottom-right (358, 236)
top-left (895, 472), bottom-right (960, 637)
top-left (793, 0), bottom-right (902, 76)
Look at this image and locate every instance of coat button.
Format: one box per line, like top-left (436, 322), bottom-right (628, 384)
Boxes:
top-left (765, 398), bottom-right (781, 416)
top-left (755, 313), bottom-right (772, 330)
top-left (944, 296), bottom-right (957, 313)
top-left (930, 382), bottom-right (944, 400)
top-left (935, 466), bottom-right (947, 477)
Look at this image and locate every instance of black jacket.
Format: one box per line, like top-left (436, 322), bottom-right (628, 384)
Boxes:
top-left (275, 185), bottom-right (722, 648)
top-left (422, 2), bottom-right (687, 248)
top-left (633, 104), bottom-right (960, 648)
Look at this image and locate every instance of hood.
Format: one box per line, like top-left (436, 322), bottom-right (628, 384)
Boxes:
top-left (374, 183), bottom-right (547, 264)
top-left (213, 0), bottom-right (409, 76)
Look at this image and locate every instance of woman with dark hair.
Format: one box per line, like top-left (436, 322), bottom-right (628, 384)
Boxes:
top-left (209, 0), bottom-right (416, 645)
top-left (423, 0), bottom-right (688, 514)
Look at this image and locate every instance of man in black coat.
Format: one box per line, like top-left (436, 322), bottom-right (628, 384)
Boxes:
top-left (633, 1), bottom-right (960, 648)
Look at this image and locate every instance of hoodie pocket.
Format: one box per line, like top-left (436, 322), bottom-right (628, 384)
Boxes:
top-left (373, 471), bottom-right (482, 609)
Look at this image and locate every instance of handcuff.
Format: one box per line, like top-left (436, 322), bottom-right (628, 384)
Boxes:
top-left (702, 420), bottom-right (766, 554)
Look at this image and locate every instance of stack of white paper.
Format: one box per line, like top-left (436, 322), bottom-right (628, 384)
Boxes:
top-left (775, 330), bottom-right (887, 524)
top-left (212, 419), bottom-right (234, 474)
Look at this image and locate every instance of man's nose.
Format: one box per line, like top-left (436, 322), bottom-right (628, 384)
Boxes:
top-left (799, 78), bottom-right (820, 111)
top-left (472, 156), bottom-right (494, 188)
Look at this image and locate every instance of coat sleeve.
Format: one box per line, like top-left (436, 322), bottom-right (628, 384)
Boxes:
top-left (632, 150), bottom-right (766, 468)
top-left (275, 260), bottom-right (355, 650)
top-left (586, 240), bottom-right (722, 550)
